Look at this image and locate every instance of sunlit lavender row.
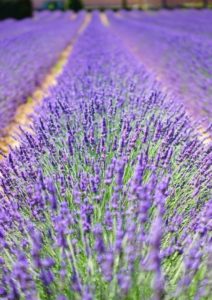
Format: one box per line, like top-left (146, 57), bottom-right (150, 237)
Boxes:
top-left (0, 11), bottom-right (85, 134)
top-left (107, 9), bottom-right (212, 125)
top-left (0, 12), bottom-right (211, 300)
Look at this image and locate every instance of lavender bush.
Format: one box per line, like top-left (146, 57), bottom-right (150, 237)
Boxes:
top-left (0, 11), bottom-right (211, 300)
top-left (107, 9), bottom-right (212, 125)
top-left (0, 11), bottom-right (85, 134)
top-left (0, 11), bottom-right (66, 41)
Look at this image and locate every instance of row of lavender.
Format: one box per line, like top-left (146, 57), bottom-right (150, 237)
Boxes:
top-left (0, 13), bottom-right (211, 299)
top-left (0, 11), bottom-right (73, 41)
top-left (107, 10), bottom-right (212, 125)
top-left (0, 11), bottom-right (84, 135)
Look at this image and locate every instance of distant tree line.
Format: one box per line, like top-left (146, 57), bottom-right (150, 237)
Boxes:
top-left (0, 0), bottom-right (83, 17)
top-left (65, 0), bottom-right (83, 11)
top-left (40, 0), bottom-right (83, 11)
top-left (161, 0), bottom-right (208, 8)
top-left (0, 0), bottom-right (209, 20)
top-left (0, 0), bottom-right (32, 20)
top-left (122, 0), bottom-right (209, 9)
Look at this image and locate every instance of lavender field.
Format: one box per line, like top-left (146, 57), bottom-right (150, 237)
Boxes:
top-left (0, 9), bottom-right (211, 300)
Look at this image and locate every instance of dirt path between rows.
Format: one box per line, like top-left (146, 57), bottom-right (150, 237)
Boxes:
top-left (0, 13), bottom-right (91, 158)
top-left (100, 13), bottom-right (110, 27)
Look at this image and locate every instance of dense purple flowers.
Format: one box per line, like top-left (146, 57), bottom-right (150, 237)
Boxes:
top-left (107, 9), bottom-right (212, 127)
top-left (0, 10), bottom-right (211, 300)
top-left (0, 11), bottom-right (85, 133)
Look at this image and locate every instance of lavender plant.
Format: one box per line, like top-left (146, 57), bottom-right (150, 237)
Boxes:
top-left (0, 11), bottom-right (85, 133)
top-left (0, 11), bottom-right (68, 41)
top-left (0, 12), bottom-right (211, 300)
top-left (107, 9), bottom-right (212, 126)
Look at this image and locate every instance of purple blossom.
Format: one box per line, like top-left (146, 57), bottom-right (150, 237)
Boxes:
top-left (0, 10), bottom-right (211, 300)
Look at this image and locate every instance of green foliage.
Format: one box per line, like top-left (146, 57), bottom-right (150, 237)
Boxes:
top-left (0, 0), bottom-right (32, 20)
top-left (44, 1), bottom-right (65, 11)
top-left (66, 0), bottom-right (83, 11)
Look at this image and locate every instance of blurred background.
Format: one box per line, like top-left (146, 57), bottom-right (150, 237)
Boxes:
top-left (0, 0), bottom-right (211, 20)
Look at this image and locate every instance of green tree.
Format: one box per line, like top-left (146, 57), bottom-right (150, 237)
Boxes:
top-left (122, 0), bottom-right (127, 9)
top-left (66, 0), bottom-right (83, 11)
top-left (203, 0), bottom-right (208, 7)
top-left (0, 0), bottom-right (32, 20)
top-left (161, 0), bottom-right (168, 8)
